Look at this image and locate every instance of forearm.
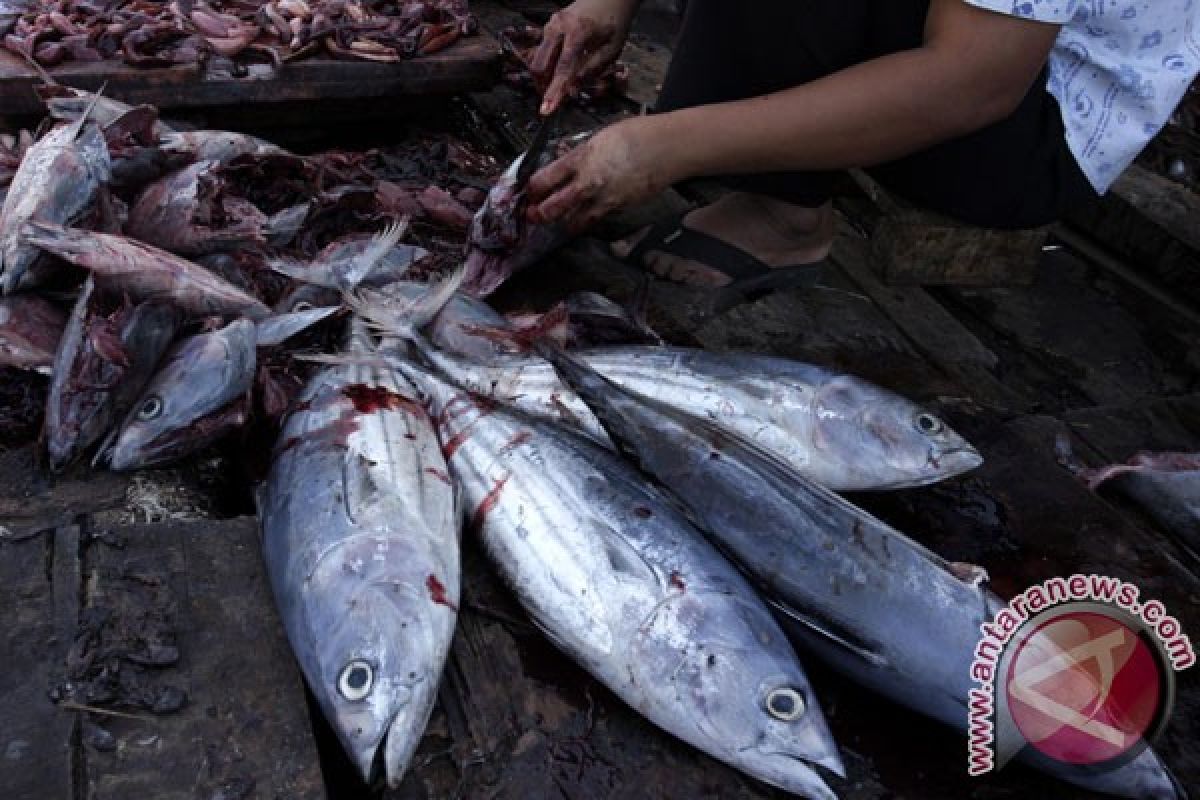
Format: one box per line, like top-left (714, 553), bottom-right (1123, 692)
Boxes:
top-left (651, 46), bottom-right (1037, 183)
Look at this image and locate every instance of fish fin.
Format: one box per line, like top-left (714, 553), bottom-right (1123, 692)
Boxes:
top-left (346, 266), bottom-right (465, 342)
top-left (88, 322), bottom-right (131, 368)
top-left (65, 82), bottom-right (106, 143)
top-left (268, 256), bottom-right (332, 287)
top-left (335, 218), bottom-right (411, 291)
top-left (767, 597), bottom-right (891, 670)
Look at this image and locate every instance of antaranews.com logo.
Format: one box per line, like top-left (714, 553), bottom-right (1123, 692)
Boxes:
top-left (967, 574), bottom-right (1194, 777)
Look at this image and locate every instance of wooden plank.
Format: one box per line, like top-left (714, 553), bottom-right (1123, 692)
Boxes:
top-left (1110, 163), bottom-right (1200, 254)
top-left (72, 517), bottom-right (325, 800)
top-left (0, 35), bottom-right (502, 116)
top-left (0, 527), bottom-right (81, 800)
top-left (0, 446), bottom-right (131, 537)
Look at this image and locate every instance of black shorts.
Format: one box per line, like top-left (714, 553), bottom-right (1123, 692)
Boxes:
top-left (657, 0), bottom-right (1097, 229)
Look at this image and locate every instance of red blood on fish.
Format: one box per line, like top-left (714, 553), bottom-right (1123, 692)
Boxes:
top-left (498, 430), bottom-right (532, 455)
top-left (470, 474), bottom-right (510, 532)
top-left (669, 571), bottom-right (686, 591)
top-left (342, 383), bottom-right (422, 415)
top-left (633, 506), bottom-right (653, 519)
top-left (424, 466), bottom-right (452, 485)
top-left (426, 574), bottom-right (457, 611)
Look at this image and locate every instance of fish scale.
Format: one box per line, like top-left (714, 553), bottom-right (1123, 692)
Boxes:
top-left (395, 357), bottom-right (844, 800)
top-left (260, 325), bottom-right (458, 788)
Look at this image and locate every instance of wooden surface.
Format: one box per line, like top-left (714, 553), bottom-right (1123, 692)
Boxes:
top-left (3, 2), bottom-right (1200, 798)
top-left (0, 507), bottom-right (327, 800)
top-left (0, 34), bottom-right (502, 116)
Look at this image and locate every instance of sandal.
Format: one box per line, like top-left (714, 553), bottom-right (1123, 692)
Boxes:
top-left (619, 210), bottom-right (827, 308)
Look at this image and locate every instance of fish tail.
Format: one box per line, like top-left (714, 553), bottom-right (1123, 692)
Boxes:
top-left (345, 265), bottom-right (464, 342)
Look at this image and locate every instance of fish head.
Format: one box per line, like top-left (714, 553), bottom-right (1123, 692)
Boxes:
top-left (305, 532), bottom-right (448, 788)
top-left (107, 319), bottom-right (256, 470)
top-left (636, 591), bottom-right (842, 797)
top-left (810, 375), bottom-right (982, 489)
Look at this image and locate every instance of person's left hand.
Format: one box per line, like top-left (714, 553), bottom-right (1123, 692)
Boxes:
top-left (525, 116), bottom-right (677, 234)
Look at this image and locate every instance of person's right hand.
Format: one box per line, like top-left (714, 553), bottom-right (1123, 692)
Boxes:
top-left (529, 0), bottom-right (639, 115)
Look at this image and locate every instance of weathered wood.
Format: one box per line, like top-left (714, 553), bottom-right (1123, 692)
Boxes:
top-left (77, 517), bottom-right (326, 800)
top-left (0, 446), bottom-right (131, 536)
top-left (0, 527), bottom-right (81, 800)
top-left (0, 35), bottom-right (503, 116)
top-left (1110, 163), bottom-right (1200, 254)
top-left (871, 212), bottom-right (1047, 287)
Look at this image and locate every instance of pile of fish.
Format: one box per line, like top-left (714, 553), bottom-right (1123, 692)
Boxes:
top-left (0, 90), bottom-right (1187, 800)
top-left (0, 0), bottom-right (475, 69)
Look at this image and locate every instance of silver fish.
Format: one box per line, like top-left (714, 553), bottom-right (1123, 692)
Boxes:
top-left (392, 338), bottom-right (980, 491)
top-left (540, 348), bottom-right (1185, 800)
top-left (0, 292), bottom-right (66, 372)
top-left (21, 222), bottom-right (271, 319)
top-left (45, 278), bottom-right (183, 471)
top-left (269, 222), bottom-right (427, 292)
top-left (1082, 452), bottom-right (1200, 558)
top-left (107, 319), bottom-right (256, 470)
top-left (462, 149), bottom-right (566, 297)
top-left (0, 107), bottom-right (111, 293)
top-left (159, 130), bottom-right (287, 165)
top-left (260, 323), bottom-right (458, 787)
top-left (393, 359), bottom-right (843, 798)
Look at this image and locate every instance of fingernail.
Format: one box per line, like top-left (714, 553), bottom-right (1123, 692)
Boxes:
top-left (540, 100), bottom-right (552, 115)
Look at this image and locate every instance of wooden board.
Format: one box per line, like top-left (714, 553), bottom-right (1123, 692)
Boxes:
top-left (0, 34), bottom-right (502, 117)
top-left (0, 516), bottom-right (326, 800)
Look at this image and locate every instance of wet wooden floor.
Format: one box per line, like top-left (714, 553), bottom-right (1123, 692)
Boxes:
top-left (3, 2), bottom-right (1199, 799)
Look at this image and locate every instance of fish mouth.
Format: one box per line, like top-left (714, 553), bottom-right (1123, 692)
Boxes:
top-left (357, 711), bottom-right (420, 790)
top-left (747, 748), bottom-right (842, 800)
top-left (930, 446), bottom-right (983, 478)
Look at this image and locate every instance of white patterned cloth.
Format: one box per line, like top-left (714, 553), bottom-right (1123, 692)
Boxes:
top-left (964, 0), bottom-right (1200, 192)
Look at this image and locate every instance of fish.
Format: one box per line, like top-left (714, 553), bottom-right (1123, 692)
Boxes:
top-left (1080, 452), bottom-right (1200, 558)
top-left (259, 321), bottom-right (458, 787)
top-left (106, 318), bottom-right (257, 470)
top-left (0, 0), bottom-right (32, 36)
top-left (0, 100), bottom-right (111, 293)
top-left (0, 293), bottom-right (66, 372)
top-left (391, 358), bottom-right (843, 798)
top-left (355, 305), bottom-right (980, 490)
top-left (37, 86), bottom-right (176, 137)
top-left (44, 277), bottom-right (183, 471)
top-left (21, 222), bottom-right (271, 319)
top-left (159, 130), bottom-right (287, 165)
top-left (125, 161), bottom-right (268, 256)
top-left (357, 281), bottom-right (516, 364)
top-left (538, 347), bottom-right (1186, 800)
top-left (269, 222), bottom-right (428, 292)
top-left (462, 148), bottom-right (567, 297)
top-left (255, 306), bottom-right (342, 348)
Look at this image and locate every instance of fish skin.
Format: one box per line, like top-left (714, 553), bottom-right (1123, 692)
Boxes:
top-left (462, 150), bottom-right (566, 297)
top-left (108, 319), bottom-right (257, 470)
top-left (45, 278), bottom-right (183, 471)
top-left (0, 118), bottom-right (111, 293)
top-left (540, 349), bottom-right (1185, 800)
top-left (0, 292), bottom-right (66, 371)
top-left (21, 222), bottom-right (270, 319)
top-left (269, 223), bottom-right (427, 292)
top-left (404, 343), bottom-right (980, 491)
top-left (159, 130), bottom-right (287, 165)
top-left (260, 325), bottom-right (458, 788)
top-left (1083, 452), bottom-right (1200, 558)
top-left (365, 281), bottom-right (515, 364)
top-left (125, 160), bottom-right (268, 256)
top-left (392, 359), bottom-right (843, 799)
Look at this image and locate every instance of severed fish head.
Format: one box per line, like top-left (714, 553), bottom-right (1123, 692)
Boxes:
top-left (809, 375), bottom-right (982, 489)
top-left (106, 319), bottom-right (256, 470)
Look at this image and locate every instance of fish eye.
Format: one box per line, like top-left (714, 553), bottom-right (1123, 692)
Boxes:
top-left (138, 395), bottom-right (164, 421)
top-left (338, 659), bottom-right (374, 701)
top-left (293, 301), bottom-right (314, 312)
top-left (915, 413), bottom-right (944, 436)
top-left (765, 687), bottom-right (806, 722)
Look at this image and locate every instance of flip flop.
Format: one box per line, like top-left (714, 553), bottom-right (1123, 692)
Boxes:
top-left (619, 211), bottom-right (827, 309)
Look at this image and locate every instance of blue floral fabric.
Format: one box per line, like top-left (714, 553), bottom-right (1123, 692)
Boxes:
top-left (965, 0), bottom-right (1200, 192)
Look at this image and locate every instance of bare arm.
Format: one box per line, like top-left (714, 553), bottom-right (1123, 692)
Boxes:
top-left (528, 0), bottom-right (1062, 228)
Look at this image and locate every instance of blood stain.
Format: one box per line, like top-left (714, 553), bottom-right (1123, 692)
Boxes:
top-left (426, 574), bottom-right (458, 611)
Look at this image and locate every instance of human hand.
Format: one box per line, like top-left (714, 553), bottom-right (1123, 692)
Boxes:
top-left (529, 0), bottom-right (640, 115)
top-left (525, 116), bottom-right (677, 234)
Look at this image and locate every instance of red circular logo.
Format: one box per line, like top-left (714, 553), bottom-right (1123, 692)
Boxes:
top-left (1005, 611), bottom-right (1163, 766)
